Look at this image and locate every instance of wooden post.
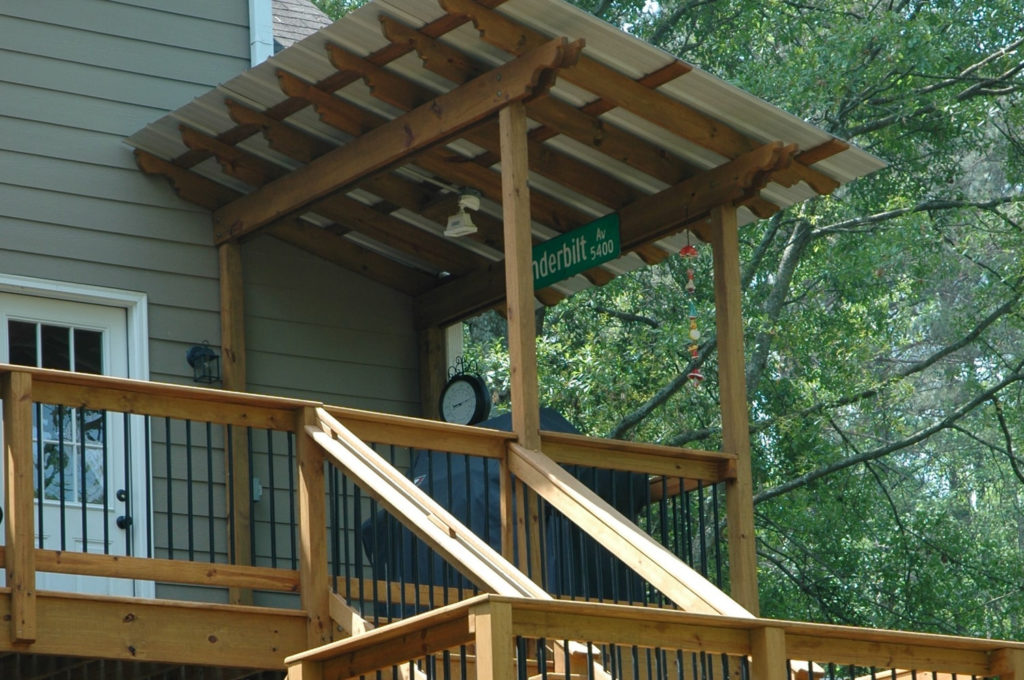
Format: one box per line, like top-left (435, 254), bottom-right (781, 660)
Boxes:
top-left (418, 326), bottom-right (446, 419)
top-left (749, 627), bottom-right (787, 680)
top-left (287, 661), bottom-right (325, 680)
top-left (297, 406), bottom-right (331, 648)
top-left (472, 600), bottom-right (515, 680)
top-left (499, 102), bottom-right (543, 580)
top-left (992, 649), bottom-right (1024, 680)
top-left (709, 204), bottom-right (760, 614)
top-left (219, 242), bottom-right (253, 605)
top-left (2, 370), bottom-right (37, 643)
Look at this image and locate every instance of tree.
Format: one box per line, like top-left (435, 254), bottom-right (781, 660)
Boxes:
top-left (316, 0), bottom-right (1024, 636)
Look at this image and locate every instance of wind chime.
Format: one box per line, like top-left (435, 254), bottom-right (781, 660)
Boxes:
top-left (679, 233), bottom-right (704, 385)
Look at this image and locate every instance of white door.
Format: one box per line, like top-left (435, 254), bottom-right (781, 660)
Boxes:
top-left (0, 292), bottom-right (142, 596)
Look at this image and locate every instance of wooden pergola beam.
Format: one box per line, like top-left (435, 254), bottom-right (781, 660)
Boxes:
top-left (618, 142), bottom-right (797, 251)
top-left (212, 37), bottom-right (583, 243)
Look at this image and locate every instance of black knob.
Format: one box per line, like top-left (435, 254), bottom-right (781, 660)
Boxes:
top-left (116, 515), bottom-right (133, 530)
top-left (116, 489), bottom-right (128, 502)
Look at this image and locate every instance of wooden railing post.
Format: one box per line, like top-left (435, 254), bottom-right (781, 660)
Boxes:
top-left (2, 370), bottom-right (37, 643)
top-left (297, 406), bottom-right (331, 648)
top-left (709, 203), bottom-right (760, 614)
top-left (220, 241), bottom-right (253, 605)
top-left (472, 599), bottom-right (515, 680)
top-left (749, 626), bottom-right (787, 680)
top-left (990, 649), bottom-right (1024, 680)
top-left (500, 101), bottom-right (544, 583)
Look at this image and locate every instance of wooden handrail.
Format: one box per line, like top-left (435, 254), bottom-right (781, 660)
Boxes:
top-left (3, 365), bottom-right (733, 481)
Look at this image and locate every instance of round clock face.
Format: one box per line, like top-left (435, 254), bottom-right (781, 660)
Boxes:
top-left (440, 374), bottom-right (488, 425)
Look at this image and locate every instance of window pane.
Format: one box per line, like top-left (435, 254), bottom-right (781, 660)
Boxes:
top-left (8, 320), bottom-right (37, 366)
top-left (84, 447), bottom-right (105, 504)
top-left (41, 324), bottom-right (70, 370)
top-left (74, 329), bottom-right (102, 374)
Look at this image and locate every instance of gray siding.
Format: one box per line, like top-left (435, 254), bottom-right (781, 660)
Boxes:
top-left (1, 0), bottom-right (422, 603)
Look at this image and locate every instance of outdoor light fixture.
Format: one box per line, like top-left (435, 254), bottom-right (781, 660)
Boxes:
top-left (444, 190), bottom-right (481, 238)
top-left (186, 343), bottom-right (220, 384)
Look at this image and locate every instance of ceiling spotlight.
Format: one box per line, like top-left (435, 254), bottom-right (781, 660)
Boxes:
top-left (444, 190), bottom-right (481, 238)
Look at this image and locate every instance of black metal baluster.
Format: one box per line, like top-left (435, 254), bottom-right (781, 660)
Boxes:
top-left (696, 482), bottom-right (709, 578)
top-left (79, 406), bottom-right (88, 552)
top-left (328, 465), bottom-right (341, 594)
top-left (164, 417), bottom-right (173, 560)
top-left (58, 405), bottom-right (67, 550)
top-left (288, 432), bottom-right (297, 569)
top-left (145, 417), bottom-right (152, 558)
top-left (102, 411), bottom-right (110, 554)
top-left (226, 424), bottom-right (235, 564)
top-left (267, 429), bottom-right (278, 568)
top-left (35, 403), bottom-right (44, 549)
top-left (206, 422), bottom-right (215, 563)
top-left (247, 427), bottom-right (256, 566)
top-left (185, 420), bottom-right (194, 561)
top-left (712, 484), bottom-right (723, 588)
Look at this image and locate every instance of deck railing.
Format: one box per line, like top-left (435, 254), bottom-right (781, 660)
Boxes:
top-left (285, 594), bottom-right (1024, 680)
top-left (0, 365), bottom-right (736, 644)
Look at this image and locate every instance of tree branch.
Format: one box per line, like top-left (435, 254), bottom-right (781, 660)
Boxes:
top-left (754, 361), bottom-right (1024, 504)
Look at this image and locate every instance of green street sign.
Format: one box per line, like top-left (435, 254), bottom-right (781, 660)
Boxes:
top-left (532, 213), bottom-right (621, 290)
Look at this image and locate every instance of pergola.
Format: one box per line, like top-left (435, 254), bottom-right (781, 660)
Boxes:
top-left (127, 0), bottom-right (883, 613)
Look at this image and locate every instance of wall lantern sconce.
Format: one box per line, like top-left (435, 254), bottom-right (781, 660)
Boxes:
top-left (186, 343), bottom-right (221, 384)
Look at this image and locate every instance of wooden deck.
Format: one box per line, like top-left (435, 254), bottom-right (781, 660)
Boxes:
top-left (2, 365), bottom-right (1022, 680)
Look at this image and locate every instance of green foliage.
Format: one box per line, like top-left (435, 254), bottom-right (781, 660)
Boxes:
top-left (311, 0), bottom-right (368, 20)
top-left (464, 0), bottom-right (1024, 637)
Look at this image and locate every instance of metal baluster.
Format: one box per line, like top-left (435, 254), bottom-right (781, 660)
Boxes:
top-left (79, 407), bottom-right (88, 552)
top-left (185, 420), bottom-right (194, 561)
top-left (206, 422), bottom-right (215, 563)
top-left (165, 417), bottom-right (173, 560)
top-left (288, 432), bottom-right (297, 569)
top-left (267, 429), bottom-right (277, 568)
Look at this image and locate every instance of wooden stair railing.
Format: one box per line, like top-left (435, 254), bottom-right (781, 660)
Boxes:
top-left (310, 407), bottom-right (607, 678)
top-left (307, 407), bottom-right (754, 679)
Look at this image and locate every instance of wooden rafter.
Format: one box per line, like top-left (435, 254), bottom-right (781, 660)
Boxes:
top-left (440, 0), bottom-right (844, 195)
top-left (179, 123), bottom-right (479, 279)
top-left (179, 125), bottom-right (286, 188)
top-left (328, 35), bottom-right (642, 213)
top-left (320, 46), bottom-right (596, 232)
top-left (377, 14), bottom-right (778, 227)
top-left (135, 150), bottom-right (239, 210)
top-left (378, 15), bottom-right (691, 189)
top-left (225, 98), bottom-right (508, 253)
top-left (212, 37), bottom-right (584, 243)
top-left (269, 219), bottom-right (437, 295)
top-left (303, 193), bottom-right (486, 276)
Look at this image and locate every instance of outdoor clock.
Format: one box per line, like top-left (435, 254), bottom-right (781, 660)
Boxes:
top-left (439, 373), bottom-right (489, 425)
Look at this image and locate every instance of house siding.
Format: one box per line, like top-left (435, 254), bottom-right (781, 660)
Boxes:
top-left (1, 0), bottom-right (421, 603)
